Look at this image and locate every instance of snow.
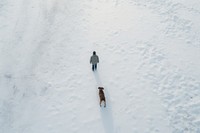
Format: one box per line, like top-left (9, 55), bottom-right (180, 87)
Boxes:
top-left (0, 0), bottom-right (200, 133)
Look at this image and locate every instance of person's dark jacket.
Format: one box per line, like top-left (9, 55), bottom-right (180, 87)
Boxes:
top-left (90, 55), bottom-right (99, 65)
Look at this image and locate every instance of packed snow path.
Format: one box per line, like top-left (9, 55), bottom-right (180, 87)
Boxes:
top-left (0, 0), bottom-right (200, 133)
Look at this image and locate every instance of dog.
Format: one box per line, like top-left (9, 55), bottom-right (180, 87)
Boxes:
top-left (98, 87), bottom-right (106, 107)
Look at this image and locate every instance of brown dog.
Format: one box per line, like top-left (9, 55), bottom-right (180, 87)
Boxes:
top-left (98, 87), bottom-right (106, 107)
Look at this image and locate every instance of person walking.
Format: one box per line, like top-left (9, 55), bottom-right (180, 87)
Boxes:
top-left (90, 51), bottom-right (99, 71)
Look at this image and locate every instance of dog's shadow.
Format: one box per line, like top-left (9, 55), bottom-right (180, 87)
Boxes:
top-left (93, 71), bottom-right (115, 133)
top-left (100, 90), bottom-right (115, 133)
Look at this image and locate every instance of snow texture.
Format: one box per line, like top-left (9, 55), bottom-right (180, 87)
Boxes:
top-left (0, 0), bottom-right (200, 133)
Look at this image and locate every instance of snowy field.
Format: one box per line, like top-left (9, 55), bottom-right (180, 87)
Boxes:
top-left (0, 0), bottom-right (200, 133)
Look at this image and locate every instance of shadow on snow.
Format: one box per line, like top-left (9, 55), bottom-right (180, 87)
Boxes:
top-left (93, 71), bottom-right (115, 133)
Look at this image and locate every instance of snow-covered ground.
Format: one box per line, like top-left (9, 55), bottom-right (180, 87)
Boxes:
top-left (0, 0), bottom-right (200, 133)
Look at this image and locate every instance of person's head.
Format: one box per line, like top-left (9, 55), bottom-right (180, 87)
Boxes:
top-left (93, 51), bottom-right (96, 55)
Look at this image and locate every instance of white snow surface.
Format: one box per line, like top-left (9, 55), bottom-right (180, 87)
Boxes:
top-left (0, 0), bottom-right (200, 133)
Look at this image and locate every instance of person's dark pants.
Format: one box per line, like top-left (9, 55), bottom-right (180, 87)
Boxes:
top-left (92, 64), bottom-right (97, 71)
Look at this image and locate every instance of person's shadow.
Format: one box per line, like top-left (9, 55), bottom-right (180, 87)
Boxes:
top-left (93, 71), bottom-right (102, 87)
top-left (93, 71), bottom-right (115, 133)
